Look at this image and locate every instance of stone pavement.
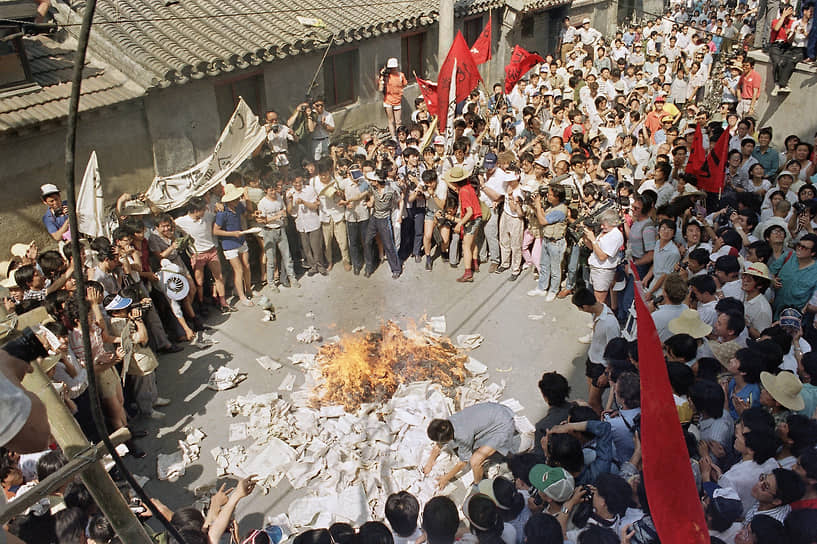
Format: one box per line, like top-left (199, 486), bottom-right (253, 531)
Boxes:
top-left (123, 259), bottom-right (591, 534)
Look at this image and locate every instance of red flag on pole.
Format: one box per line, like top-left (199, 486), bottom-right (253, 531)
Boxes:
top-left (632, 265), bottom-right (709, 544)
top-left (469, 17), bottom-right (492, 64)
top-left (414, 73), bottom-right (438, 115)
top-left (695, 127), bottom-right (731, 193)
top-left (685, 123), bottom-right (706, 176)
top-left (437, 31), bottom-right (483, 131)
top-left (504, 45), bottom-right (544, 94)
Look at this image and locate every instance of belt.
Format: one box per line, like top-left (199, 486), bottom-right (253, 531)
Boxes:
top-left (312, 137), bottom-right (329, 141)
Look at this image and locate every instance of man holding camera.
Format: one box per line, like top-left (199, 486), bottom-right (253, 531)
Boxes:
top-left (364, 171), bottom-right (402, 279)
top-left (528, 184), bottom-right (570, 301)
top-left (264, 110), bottom-right (295, 178)
top-left (302, 97), bottom-right (334, 161)
top-left (40, 183), bottom-right (71, 242)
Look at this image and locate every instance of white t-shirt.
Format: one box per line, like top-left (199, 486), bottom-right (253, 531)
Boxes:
top-left (256, 196), bottom-right (286, 229)
top-left (480, 169), bottom-right (515, 206)
top-left (175, 212), bottom-right (216, 252)
top-left (290, 185), bottom-right (322, 232)
top-left (744, 293), bottom-right (773, 334)
top-left (312, 110), bottom-right (335, 140)
top-left (311, 176), bottom-right (346, 223)
top-left (503, 186), bottom-right (524, 218)
top-left (588, 228), bottom-right (624, 269)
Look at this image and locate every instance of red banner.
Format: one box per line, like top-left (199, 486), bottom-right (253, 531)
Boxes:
top-left (470, 17), bottom-right (492, 65)
top-left (696, 127), bottom-right (730, 193)
top-left (504, 45), bottom-right (544, 94)
top-left (686, 123), bottom-right (706, 177)
top-left (633, 266), bottom-right (709, 544)
top-left (415, 73), bottom-right (438, 115)
top-left (437, 31), bottom-right (483, 131)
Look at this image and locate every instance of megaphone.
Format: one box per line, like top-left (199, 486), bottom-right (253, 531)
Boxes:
top-left (162, 272), bottom-right (190, 301)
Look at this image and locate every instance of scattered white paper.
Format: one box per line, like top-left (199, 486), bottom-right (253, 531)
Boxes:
top-left (456, 334), bottom-right (484, 350)
top-left (207, 366), bottom-right (246, 390)
top-left (427, 316), bottom-right (446, 333)
top-left (296, 326), bottom-right (322, 344)
top-left (257, 356), bottom-right (283, 372)
top-left (527, 314), bottom-right (544, 321)
top-left (279, 373), bottom-right (296, 391)
top-left (157, 451), bottom-right (186, 481)
top-left (229, 423), bottom-right (248, 442)
top-left (352, 326), bottom-right (366, 333)
top-left (514, 415), bottom-right (536, 434)
top-left (465, 357), bottom-right (487, 375)
top-left (501, 398), bottom-right (525, 413)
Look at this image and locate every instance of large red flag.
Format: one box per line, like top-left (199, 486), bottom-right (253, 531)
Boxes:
top-left (414, 73), bottom-right (438, 115)
top-left (469, 17), bottom-right (492, 64)
top-left (696, 127), bottom-right (730, 193)
top-left (686, 123), bottom-right (706, 176)
top-left (504, 45), bottom-right (545, 94)
top-left (632, 265), bottom-right (709, 544)
top-left (437, 31), bottom-right (483, 131)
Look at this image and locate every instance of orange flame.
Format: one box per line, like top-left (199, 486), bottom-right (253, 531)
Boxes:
top-left (313, 321), bottom-right (468, 410)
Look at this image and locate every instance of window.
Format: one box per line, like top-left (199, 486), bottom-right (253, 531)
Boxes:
top-left (521, 16), bottom-right (535, 38)
top-left (463, 16), bottom-right (484, 48)
top-left (401, 32), bottom-right (425, 78)
top-left (0, 27), bottom-right (34, 92)
top-left (214, 72), bottom-right (265, 127)
top-left (323, 48), bottom-right (359, 108)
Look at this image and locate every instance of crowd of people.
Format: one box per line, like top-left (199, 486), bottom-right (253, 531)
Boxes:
top-left (3, 0), bottom-right (817, 543)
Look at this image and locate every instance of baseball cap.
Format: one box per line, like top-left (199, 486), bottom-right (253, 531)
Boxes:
top-left (40, 183), bottom-right (60, 197)
top-left (104, 294), bottom-right (133, 312)
top-left (433, 135), bottom-right (446, 146)
top-left (582, 17), bottom-right (591, 24)
top-left (477, 477), bottom-right (518, 511)
top-left (387, 57), bottom-right (398, 68)
top-left (10, 241), bottom-right (34, 258)
top-left (483, 152), bottom-right (498, 169)
top-left (529, 464), bottom-right (575, 503)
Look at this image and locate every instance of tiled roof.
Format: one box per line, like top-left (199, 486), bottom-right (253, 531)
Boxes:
top-left (0, 32), bottom-right (145, 133)
top-left (60, 0), bottom-right (567, 90)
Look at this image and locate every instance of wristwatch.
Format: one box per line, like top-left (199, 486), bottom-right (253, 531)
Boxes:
top-left (561, 506), bottom-right (570, 515)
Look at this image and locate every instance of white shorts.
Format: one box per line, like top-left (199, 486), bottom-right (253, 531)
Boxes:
top-left (383, 103), bottom-right (401, 110)
top-left (223, 242), bottom-right (249, 260)
top-left (590, 266), bottom-right (616, 292)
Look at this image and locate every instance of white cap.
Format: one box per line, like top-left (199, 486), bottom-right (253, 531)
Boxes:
top-left (365, 172), bottom-right (381, 182)
top-left (387, 57), bottom-right (398, 68)
top-left (40, 183), bottom-right (60, 196)
top-left (433, 135), bottom-right (446, 146)
top-left (582, 17), bottom-right (591, 24)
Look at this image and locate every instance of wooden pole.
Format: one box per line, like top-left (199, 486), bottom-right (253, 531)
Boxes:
top-left (22, 362), bottom-right (152, 544)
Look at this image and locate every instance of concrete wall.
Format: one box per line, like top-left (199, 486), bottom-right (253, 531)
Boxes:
top-left (0, 101), bottom-right (154, 254)
top-left (749, 51), bottom-right (817, 150)
top-left (145, 80), bottom-right (222, 176)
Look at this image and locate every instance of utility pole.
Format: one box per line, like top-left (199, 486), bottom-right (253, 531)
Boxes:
top-left (22, 362), bottom-right (153, 544)
top-left (438, 0), bottom-right (454, 69)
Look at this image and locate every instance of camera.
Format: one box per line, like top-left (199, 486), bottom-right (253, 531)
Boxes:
top-left (270, 124), bottom-right (281, 134)
top-left (140, 300), bottom-right (153, 312)
top-left (53, 206), bottom-right (65, 217)
top-left (794, 201), bottom-right (809, 215)
top-left (3, 327), bottom-right (49, 362)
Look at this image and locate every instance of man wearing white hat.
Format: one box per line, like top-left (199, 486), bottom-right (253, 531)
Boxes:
top-left (742, 263), bottom-right (774, 339)
top-left (578, 18), bottom-right (602, 60)
top-left (41, 183), bottom-right (71, 242)
top-left (379, 57), bottom-right (407, 139)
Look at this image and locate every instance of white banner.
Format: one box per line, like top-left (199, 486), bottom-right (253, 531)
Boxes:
top-left (144, 97), bottom-right (266, 211)
top-left (444, 59), bottom-right (457, 155)
top-left (77, 151), bottom-right (109, 238)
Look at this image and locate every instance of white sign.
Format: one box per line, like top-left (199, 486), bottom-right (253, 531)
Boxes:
top-left (144, 97), bottom-right (266, 211)
top-left (77, 151), bottom-right (109, 238)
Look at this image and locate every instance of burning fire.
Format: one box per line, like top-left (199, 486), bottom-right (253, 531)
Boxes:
top-left (313, 321), bottom-right (468, 410)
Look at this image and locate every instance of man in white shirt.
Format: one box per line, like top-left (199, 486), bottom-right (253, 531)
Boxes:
top-left (307, 97), bottom-right (335, 160)
top-left (287, 169), bottom-right (327, 276)
top-left (175, 196), bottom-right (229, 311)
top-left (311, 158), bottom-right (350, 272)
top-left (266, 110), bottom-right (295, 178)
top-left (498, 167), bottom-right (525, 280)
top-left (478, 153), bottom-right (514, 272)
top-left (256, 180), bottom-right (299, 290)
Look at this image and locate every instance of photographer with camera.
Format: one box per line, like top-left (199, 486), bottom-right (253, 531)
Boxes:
top-left (498, 165), bottom-right (525, 281)
top-left (40, 183), bottom-right (71, 242)
top-left (528, 184), bottom-right (569, 301)
top-left (378, 58), bottom-right (407, 139)
top-left (399, 147), bottom-right (427, 263)
top-left (298, 97), bottom-right (334, 161)
top-left (264, 110), bottom-right (295, 178)
top-left (363, 170), bottom-right (403, 279)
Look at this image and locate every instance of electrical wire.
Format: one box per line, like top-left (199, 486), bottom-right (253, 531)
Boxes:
top-left (62, 0), bottom-right (190, 542)
top-left (0, 0), bottom-right (423, 27)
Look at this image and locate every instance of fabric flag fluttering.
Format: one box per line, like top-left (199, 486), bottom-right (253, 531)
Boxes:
top-left (414, 73), bottom-right (439, 114)
top-left (685, 123), bottom-right (706, 176)
top-left (690, 126), bottom-right (730, 194)
top-left (469, 17), bottom-right (492, 64)
top-left (144, 97), bottom-right (266, 211)
top-left (631, 263), bottom-right (709, 544)
top-left (503, 45), bottom-right (544, 94)
top-left (77, 151), bottom-right (109, 238)
top-left (437, 31), bottom-right (482, 131)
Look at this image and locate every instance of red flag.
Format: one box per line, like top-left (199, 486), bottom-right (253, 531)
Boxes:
top-left (415, 73), bottom-right (438, 115)
top-left (437, 31), bottom-right (483, 131)
top-left (686, 123), bottom-right (706, 176)
top-left (696, 127), bottom-right (731, 193)
top-left (469, 18), bottom-right (492, 64)
top-left (504, 45), bottom-right (545, 94)
top-left (633, 268), bottom-right (709, 544)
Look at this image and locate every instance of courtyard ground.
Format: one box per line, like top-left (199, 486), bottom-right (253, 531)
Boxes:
top-left (123, 259), bottom-right (592, 534)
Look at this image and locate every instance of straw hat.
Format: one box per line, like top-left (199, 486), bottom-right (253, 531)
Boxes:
top-left (221, 183), bottom-right (244, 203)
top-left (710, 339), bottom-right (742, 368)
top-left (668, 309), bottom-right (712, 339)
top-left (444, 166), bottom-right (470, 184)
top-left (760, 371), bottom-right (805, 411)
top-left (743, 262), bottom-right (772, 281)
top-left (0, 260), bottom-right (12, 281)
top-left (10, 241), bottom-right (34, 259)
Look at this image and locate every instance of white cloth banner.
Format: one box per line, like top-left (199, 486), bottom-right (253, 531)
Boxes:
top-left (144, 97), bottom-right (266, 211)
top-left (444, 59), bottom-right (457, 155)
top-left (77, 150), bottom-right (109, 238)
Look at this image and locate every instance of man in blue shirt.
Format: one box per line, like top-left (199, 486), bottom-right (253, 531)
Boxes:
top-left (213, 184), bottom-right (252, 307)
top-left (40, 184), bottom-right (71, 242)
top-left (751, 128), bottom-right (779, 177)
top-left (771, 233), bottom-right (817, 319)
